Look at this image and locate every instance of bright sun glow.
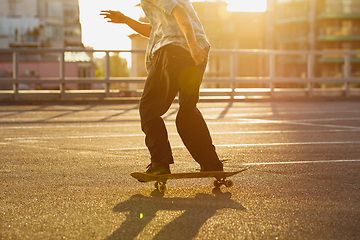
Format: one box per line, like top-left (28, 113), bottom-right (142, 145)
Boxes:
top-left (226, 0), bottom-right (267, 12)
top-left (78, 0), bottom-right (267, 61)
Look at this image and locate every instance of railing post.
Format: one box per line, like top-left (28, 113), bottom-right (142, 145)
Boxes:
top-left (13, 51), bottom-right (19, 101)
top-left (230, 53), bottom-right (236, 99)
top-left (104, 52), bottom-right (110, 97)
top-left (59, 51), bottom-right (65, 99)
top-left (344, 54), bottom-right (351, 97)
top-left (307, 53), bottom-right (314, 98)
top-left (269, 53), bottom-right (275, 98)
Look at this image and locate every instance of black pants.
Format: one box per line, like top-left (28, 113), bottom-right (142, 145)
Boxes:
top-left (139, 45), bottom-right (221, 170)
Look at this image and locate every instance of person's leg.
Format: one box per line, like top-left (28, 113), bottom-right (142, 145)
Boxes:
top-left (139, 46), bottom-right (178, 173)
top-left (173, 47), bottom-right (223, 172)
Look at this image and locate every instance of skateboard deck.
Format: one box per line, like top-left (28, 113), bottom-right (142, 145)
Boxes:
top-left (131, 168), bottom-right (248, 192)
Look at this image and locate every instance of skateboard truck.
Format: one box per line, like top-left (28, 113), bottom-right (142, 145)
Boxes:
top-left (213, 178), bottom-right (234, 188)
top-left (154, 181), bottom-right (167, 192)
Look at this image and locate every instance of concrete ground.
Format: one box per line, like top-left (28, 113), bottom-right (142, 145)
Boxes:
top-left (0, 101), bottom-right (359, 239)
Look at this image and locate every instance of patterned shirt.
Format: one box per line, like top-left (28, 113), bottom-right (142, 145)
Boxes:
top-left (140, 0), bottom-right (210, 72)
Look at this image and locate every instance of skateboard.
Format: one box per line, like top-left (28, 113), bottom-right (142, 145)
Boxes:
top-left (130, 168), bottom-right (248, 192)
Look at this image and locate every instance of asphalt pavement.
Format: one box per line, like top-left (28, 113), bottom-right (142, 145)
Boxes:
top-left (1, 101), bottom-right (360, 239)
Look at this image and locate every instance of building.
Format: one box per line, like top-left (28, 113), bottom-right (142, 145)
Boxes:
top-left (0, 0), bottom-right (82, 48)
top-left (192, 1), bottom-right (265, 84)
top-left (270, 0), bottom-right (360, 83)
top-left (0, 0), bottom-right (93, 90)
top-left (129, 1), bottom-right (266, 89)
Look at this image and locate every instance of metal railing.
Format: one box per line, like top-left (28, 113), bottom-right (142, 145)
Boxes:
top-left (1, 48), bottom-right (360, 101)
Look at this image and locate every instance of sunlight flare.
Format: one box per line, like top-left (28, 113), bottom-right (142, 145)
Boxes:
top-left (226, 0), bottom-right (267, 12)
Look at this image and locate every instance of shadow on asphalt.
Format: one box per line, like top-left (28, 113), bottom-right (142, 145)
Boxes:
top-left (106, 188), bottom-right (246, 240)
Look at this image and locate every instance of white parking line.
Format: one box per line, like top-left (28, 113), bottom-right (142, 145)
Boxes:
top-left (4, 134), bottom-right (144, 140)
top-left (295, 117), bottom-right (360, 122)
top-left (0, 121), bottom-right (242, 129)
top-left (0, 116), bottom-right (141, 122)
top-left (1, 116), bottom-right (360, 130)
top-left (107, 141), bottom-right (360, 151)
top-left (0, 123), bottom-right (142, 129)
top-left (1, 108), bottom-right (358, 123)
top-left (204, 109), bottom-right (360, 119)
top-left (4, 129), bottom-right (360, 141)
top-left (1, 108), bottom-right (359, 125)
top-left (244, 118), bottom-right (360, 130)
top-left (243, 159), bottom-right (360, 166)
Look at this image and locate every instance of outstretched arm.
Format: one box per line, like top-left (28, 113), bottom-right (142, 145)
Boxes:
top-left (171, 5), bottom-right (206, 65)
top-left (100, 10), bottom-right (152, 38)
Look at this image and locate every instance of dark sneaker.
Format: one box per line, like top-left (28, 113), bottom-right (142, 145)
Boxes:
top-left (200, 161), bottom-right (224, 172)
top-left (138, 162), bottom-right (171, 182)
top-left (145, 163), bottom-right (171, 175)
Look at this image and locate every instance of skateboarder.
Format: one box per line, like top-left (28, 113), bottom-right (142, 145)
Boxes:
top-left (101, 0), bottom-right (223, 175)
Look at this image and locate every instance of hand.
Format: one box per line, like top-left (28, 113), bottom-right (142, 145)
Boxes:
top-left (189, 43), bottom-right (207, 65)
top-left (100, 10), bottom-right (127, 24)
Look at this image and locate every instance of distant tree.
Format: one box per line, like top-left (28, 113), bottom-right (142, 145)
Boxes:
top-left (94, 53), bottom-right (129, 78)
top-left (110, 52), bottom-right (129, 78)
top-left (94, 53), bottom-right (130, 90)
top-left (94, 63), bottom-right (104, 78)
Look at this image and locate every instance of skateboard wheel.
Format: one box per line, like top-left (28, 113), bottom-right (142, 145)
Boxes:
top-left (213, 180), bottom-right (222, 188)
top-left (154, 182), bottom-right (159, 189)
top-left (158, 182), bottom-right (166, 192)
top-left (225, 180), bottom-right (234, 188)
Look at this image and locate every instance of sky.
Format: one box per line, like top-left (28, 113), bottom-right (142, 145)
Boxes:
top-left (78, 0), bottom-right (267, 60)
top-left (79, 0), bottom-right (267, 50)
